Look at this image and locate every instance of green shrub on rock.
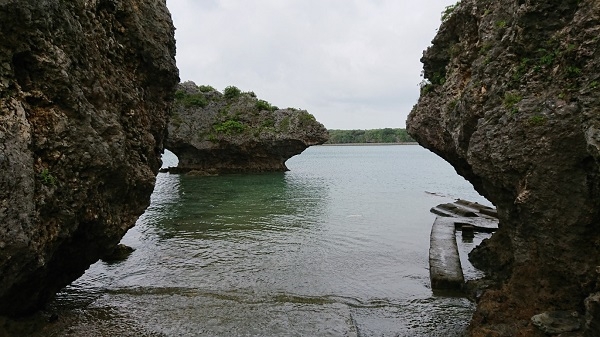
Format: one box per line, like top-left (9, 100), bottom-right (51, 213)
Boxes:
top-left (174, 90), bottom-right (186, 100)
top-left (184, 94), bottom-right (208, 108)
top-left (214, 119), bottom-right (246, 135)
top-left (256, 99), bottom-right (278, 112)
top-left (261, 118), bottom-right (275, 128)
top-left (503, 92), bottom-right (522, 109)
top-left (279, 116), bottom-right (291, 132)
top-left (298, 113), bottom-right (317, 127)
top-left (174, 90), bottom-right (208, 108)
top-left (39, 168), bottom-right (56, 186)
top-left (441, 2), bottom-right (460, 22)
top-left (224, 86), bottom-right (241, 100)
top-left (198, 85), bottom-right (216, 92)
top-left (256, 99), bottom-right (271, 111)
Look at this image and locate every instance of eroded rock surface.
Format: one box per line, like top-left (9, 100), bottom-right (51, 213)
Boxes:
top-left (0, 0), bottom-right (178, 315)
top-left (165, 81), bottom-right (328, 174)
top-left (408, 0), bottom-right (600, 335)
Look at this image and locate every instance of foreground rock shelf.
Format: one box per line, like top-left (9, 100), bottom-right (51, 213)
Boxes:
top-left (429, 200), bottom-right (498, 292)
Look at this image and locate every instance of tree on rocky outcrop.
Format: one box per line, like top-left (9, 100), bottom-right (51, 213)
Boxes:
top-left (165, 81), bottom-right (329, 174)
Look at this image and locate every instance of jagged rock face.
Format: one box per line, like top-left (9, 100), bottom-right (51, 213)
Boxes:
top-left (0, 0), bottom-right (178, 316)
top-left (407, 0), bottom-right (600, 335)
top-left (166, 81), bottom-right (329, 173)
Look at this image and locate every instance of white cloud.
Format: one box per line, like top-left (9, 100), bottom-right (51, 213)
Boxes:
top-left (167, 0), bottom-right (455, 129)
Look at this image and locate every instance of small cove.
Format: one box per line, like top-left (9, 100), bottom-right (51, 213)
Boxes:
top-left (29, 145), bottom-right (490, 336)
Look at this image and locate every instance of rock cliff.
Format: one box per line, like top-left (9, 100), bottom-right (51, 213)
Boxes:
top-left (0, 0), bottom-right (178, 315)
top-left (165, 81), bottom-right (329, 174)
top-left (408, 0), bottom-right (600, 335)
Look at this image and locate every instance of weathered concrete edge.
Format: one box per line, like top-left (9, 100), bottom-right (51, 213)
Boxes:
top-left (429, 217), bottom-right (465, 291)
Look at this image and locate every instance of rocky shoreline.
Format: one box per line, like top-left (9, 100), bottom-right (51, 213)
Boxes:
top-left (408, 0), bottom-right (600, 335)
top-left (0, 0), bottom-right (178, 316)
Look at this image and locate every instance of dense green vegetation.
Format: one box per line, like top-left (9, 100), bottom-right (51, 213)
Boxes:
top-left (213, 119), bottom-right (246, 135)
top-left (173, 82), bottom-right (322, 141)
top-left (256, 99), bottom-right (278, 112)
top-left (174, 90), bottom-right (208, 108)
top-left (223, 85), bottom-right (242, 100)
top-left (326, 128), bottom-right (414, 144)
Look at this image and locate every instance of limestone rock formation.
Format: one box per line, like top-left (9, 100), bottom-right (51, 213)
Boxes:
top-left (165, 81), bottom-right (329, 174)
top-left (0, 0), bottom-right (178, 315)
top-left (407, 0), bottom-right (600, 335)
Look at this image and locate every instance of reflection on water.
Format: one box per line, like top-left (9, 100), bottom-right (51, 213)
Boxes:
top-left (151, 172), bottom-right (329, 236)
top-left (22, 145), bottom-right (489, 337)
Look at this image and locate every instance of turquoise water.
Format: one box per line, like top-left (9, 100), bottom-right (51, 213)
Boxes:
top-left (40, 145), bottom-right (490, 336)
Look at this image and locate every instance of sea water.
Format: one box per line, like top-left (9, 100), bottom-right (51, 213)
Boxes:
top-left (37, 145), bottom-right (491, 337)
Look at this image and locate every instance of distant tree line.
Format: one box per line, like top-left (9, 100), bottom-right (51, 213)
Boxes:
top-left (326, 128), bottom-right (415, 144)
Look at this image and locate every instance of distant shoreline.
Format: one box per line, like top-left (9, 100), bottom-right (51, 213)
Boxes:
top-left (321, 142), bottom-right (418, 146)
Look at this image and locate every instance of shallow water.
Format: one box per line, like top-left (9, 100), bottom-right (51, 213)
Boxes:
top-left (27, 145), bottom-right (490, 336)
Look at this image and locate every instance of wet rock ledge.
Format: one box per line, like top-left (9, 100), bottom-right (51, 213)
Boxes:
top-left (408, 0), bottom-right (600, 335)
top-left (164, 81), bottom-right (329, 174)
top-left (0, 0), bottom-right (178, 316)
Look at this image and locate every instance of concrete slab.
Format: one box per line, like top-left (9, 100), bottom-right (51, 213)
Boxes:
top-left (429, 217), bottom-right (464, 291)
top-left (428, 200), bottom-right (499, 292)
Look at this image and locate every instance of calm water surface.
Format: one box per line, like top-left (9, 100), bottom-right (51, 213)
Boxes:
top-left (40, 145), bottom-right (490, 336)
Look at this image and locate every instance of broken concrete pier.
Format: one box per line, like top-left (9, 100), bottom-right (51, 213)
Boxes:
top-left (430, 217), bottom-right (465, 290)
top-left (429, 200), bottom-right (498, 292)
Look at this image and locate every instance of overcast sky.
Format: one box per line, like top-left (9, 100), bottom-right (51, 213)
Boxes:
top-left (166, 0), bottom-right (454, 130)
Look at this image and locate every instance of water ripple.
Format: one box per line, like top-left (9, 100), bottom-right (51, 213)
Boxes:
top-left (45, 145), bottom-right (488, 336)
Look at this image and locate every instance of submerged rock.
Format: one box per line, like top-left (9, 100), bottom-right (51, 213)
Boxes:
top-left (0, 0), bottom-right (178, 315)
top-left (165, 81), bottom-right (329, 173)
top-left (408, 0), bottom-right (600, 335)
top-left (101, 244), bottom-right (135, 263)
top-left (531, 311), bottom-right (582, 335)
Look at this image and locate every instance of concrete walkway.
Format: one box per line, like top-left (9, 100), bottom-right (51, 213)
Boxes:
top-left (428, 200), bottom-right (498, 292)
top-left (429, 217), bottom-right (465, 290)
